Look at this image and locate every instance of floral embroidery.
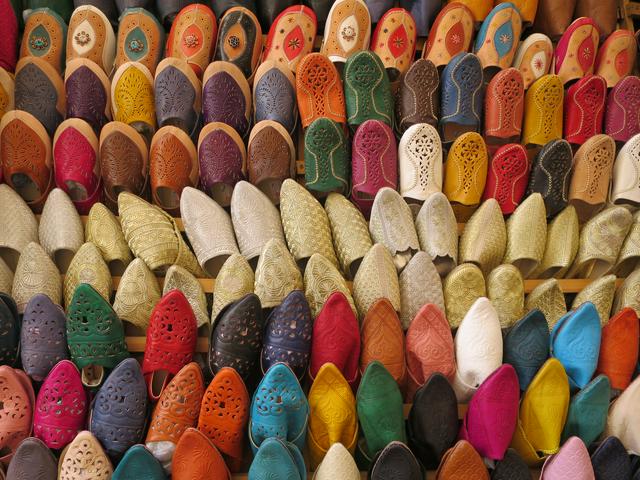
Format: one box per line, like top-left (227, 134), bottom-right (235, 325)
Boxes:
top-left (128, 39), bottom-right (144, 53)
top-left (30, 36), bottom-right (49, 50)
top-left (228, 35), bottom-right (240, 49)
top-left (341, 26), bottom-right (356, 42)
top-left (499, 33), bottom-right (511, 44)
top-left (184, 34), bottom-right (199, 48)
top-left (75, 30), bottom-right (91, 46)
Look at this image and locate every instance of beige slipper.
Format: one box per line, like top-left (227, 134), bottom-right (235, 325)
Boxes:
top-left (254, 238), bottom-right (303, 309)
top-left (113, 257), bottom-right (160, 332)
top-left (63, 242), bottom-right (112, 308)
top-left (524, 278), bottom-right (566, 330)
top-left (352, 243), bottom-right (400, 321)
top-left (0, 185), bottom-right (39, 271)
top-left (164, 264), bottom-right (209, 328)
top-left (211, 253), bottom-right (254, 323)
top-left (304, 253), bottom-right (355, 318)
top-left (85, 202), bottom-right (133, 276)
top-left (459, 198), bottom-right (506, 276)
top-left (443, 262), bottom-right (486, 329)
top-left (12, 242), bottom-right (62, 313)
top-left (487, 264), bottom-right (525, 329)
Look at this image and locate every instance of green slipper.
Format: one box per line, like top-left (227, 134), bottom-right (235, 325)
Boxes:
top-left (304, 117), bottom-right (349, 196)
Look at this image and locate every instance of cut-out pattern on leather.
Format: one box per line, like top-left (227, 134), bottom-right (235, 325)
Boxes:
top-left (66, 66), bottom-right (110, 132)
top-left (91, 359), bottom-right (147, 456)
top-left (296, 53), bottom-right (346, 127)
top-left (484, 144), bottom-right (529, 214)
top-left (34, 361), bottom-right (86, 449)
top-left (344, 51), bottom-right (393, 127)
top-left (202, 71), bottom-right (249, 135)
top-left (262, 291), bottom-right (312, 378)
top-left (150, 130), bottom-right (196, 210)
top-left (397, 58), bottom-right (439, 132)
top-left (526, 140), bottom-right (572, 218)
top-left (571, 136), bottom-right (615, 203)
top-left (15, 62), bottom-right (63, 135)
top-left (440, 53), bottom-right (482, 129)
top-left (58, 432), bottom-right (113, 480)
top-left (255, 68), bottom-right (296, 133)
top-left (209, 294), bottom-right (263, 379)
top-left (523, 75), bottom-right (563, 145)
top-left (399, 124), bottom-right (442, 201)
top-left (199, 127), bottom-right (245, 193)
top-left (146, 364), bottom-right (204, 443)
top-left (0, 367), bottom-right (33, 461)
top-left (304, 118), bottom-right (349, 194)
top-left (21, 294), bottom-right (68, 380)
top-left (113, 65), bottom-right (155, 127)
top-left (100, 130), bottom-right (146, 201)
top-left (605, 76), bottom-right (640, 141)
top-left (154, 66), bottom-right (197, 132)
top-left (444, 132), bottom-right (488, 203)
top-left (198, 368), bottom-right (249, 464)
top-left (564, 75), bottom-right (606, 143)
top-left (485, 69), bottom-right (524, 139)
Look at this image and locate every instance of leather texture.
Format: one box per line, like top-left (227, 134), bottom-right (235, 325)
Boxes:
top-left (487, 264), bottom-right (525, 328)
top-left (550, 302), bottom-right (601, 390)
top-left (597, 307), bottom-right (639, 390)
top-left (162, 269), bottom-right (210, 331)
top-left (254, 238), bottom-right (303, 309)
top-left (483, 144), bottom-right (529, 214)
top-left (111, 61), bottom-right (156, 137)
top-left (99, 121), bottom-right (148, 206)
top-left (165, 3), bottom-right (217, 77)
top-left (526, 139), bottom-right (572, 218)
top-left (415, 192), bottom-right (458, 276)
top-left (202, 61), bottom-right (251, 137)
top-left (605, 375), bottom-right (640, 454)
top-left (116, 8), bottom-right (164, 75)
top-left (554, 17), bottom-right (599, 85)
top-left (611, 132), bottom-right (640, 207)
top-left (295, 52), bottom-right (346, 128)
top-left (321, 0), bottom-right (371, 64)
top-left (307, 363), bottom-right (358, 468)
top-left (439, 53), bottom-right (483, 142)
top-left (447, 0), bottom-right (491, 21)
top-left (443, 263), bottom-right (486, 329)
top-left (181, 187), bottom-right (239, 277)
top-left (369, 187), bottom-right (419, 270)
top-left (33, 360), bottom-right (86, 450)
top-left (21, 8), bottom-right (69, 74)
top-left (595, 29), bottom-right (636, 88)
top-left (405, 303), bottom-right (454, 400)
top-left (5, 437), bottom-right (58, 480)
top-left (371, 8), bottom-right (417, 81)
top-left (67, 4), bottom-right (116, 73)
top-left (541, 436), bottom-right (594, 480)
top-left (52, 119), bottom-right (101, 215)
top-left (398, 123), bottom-right (443, 205)
top-left (522, 74), bottom-right (564, 147)
top-left (261, 290), bottom-right (312, 379)
top-left (356, 361), bottom-right (406, 463)
top-left (484, 68), bottom-right (524, 146)
top-left (0, 0), bottom-right (17, 72)
top-left (351, 119), bottom-right (398, 217)
top-left (310, 291), bottom-right (361, 389)
top-left (407, 373), bottom-right (459, 469)
top-left (214, 6), bottom-right (263, 80)
top-left (304, 253), bottom-right (355, 319)
top-left (360, 298), bottom-right (407, 387)
top-left (304, 117), bottom-right (349, 195)
top-left (248, 437), bottom-right (306, 480)
top-left (532, 0), bottom-right (576, 40)
top-left (314, 442), bottom-right (360, 480)
top-left (253, 60), bottom-right (297, 135)
top-left (90, 358), bottom-right (148, 458)
top-left (344, 50), bottom-right (393, 128)
top-left (564, 74), bottom-right (607, 145)
top-left (248, 121), bottom-right (296, 204)
top-left (113, 258), bottom-right (160, 331)
top-left (503, 193), bottom-right (547, 279)
top-left (423, 2), bottom-right (474, 68)
top-left (63, 242), bottom-right (112, 308)
top-left (399, 252), bottom-right (445, 330)
top-left (263, 5), bottom-right (317, 73)
top-left (58, 431), bottom-right (113, 479)
top-left (568, 205), bottom-right (633, 279)
top-left (20, 294), bottom-right (68, 381)
top-left (230, 180), bottom-right (286, 262)
top-left (0, 294), bottom-right (18, 367)
top-left (443, 132), bottom-right (488, 207)
top-left (112, 445), bottom-right (167, 480)
top-left (38, 188), bottom-right (84, 274)
top-left (575, 0), bottom-right (617, 37)
top-left (198, 367), bottom-right (249, 472)
top-left (198, 122), bottom-right (246, 207)
top-left (510, 358), bottom-right (570, 466)
top-left (474, 3), bottom-right (522, 73)
top-left (459, 198), bottom-right (507, 275)
top-left (249, 363), bottom-right (309, 453)
top-left (491, 449), bottom-right (532, 479)
top-left (561, 374), bottom-right (610, 447)
top-left (324, 192), bottom-right (373, 279)
top-left (369, 441), bottom-right (422, 480)
top-left (11, 242), bottom-right (61, 314)
top-left (452, 297), bottom-right (503, 402)
top-left (153, 57), bottom-right (201, 137)
top-left (209, 293), bottom-right (263, 382)
top-left (352, 243), bottom-right (400, 321)
top-left (0, 110), bottom-right (54, 213)
top-left (590, 436), bottom-right (632, 479)
top-left (605, 75), bottom-right (640, 142)
top-left (503, 309), bottom-right (550, 391)
top-left (15, 56), bottom-right (65, 136)
top-left (435, 440), bottom-right (489, 479)
top-left (512, 33), bottom-right (553, 89)
top-left (66, 283), bottom-right (129, 374)
top-left (396, 59), bottom-right (440, 133)
top-left (172, 428), bottom-right (231, 480)
top-left (145, 362), bottom-right (205, 470)
top-left (0, 366), bottom-right (34, 465)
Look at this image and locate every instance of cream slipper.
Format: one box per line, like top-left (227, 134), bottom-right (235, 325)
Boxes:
top-left (12, 242), bottom-right (61, 313)
top-left (113, 258), bottom-right (161, 332)
top-left (63, 242), bottom-right (112, 308)
top-left (612, 268), bottom-right (640, 316)
top-left (254, 238), bottom-right (303, 309)
top-left (0, 184), bottom-right (38, 271)
top-left (443, 263), bottom-right (486, 329)
top-left (487, 264), bottom-right (525, 329)
top-left (533, 206), bottom-right (579, 279)
top-left (304, 253), bottom-right (355, 318)
top-left (459, 198), bottom-right (506, 275)
top-left (398, 251), bottom-right (444, 330)
top-left (525, 279), bottom-right (566, 330)
top-left (571, 274), bottom-right (616, 326)
top-left (85, 202), bottom-right (133, 276)
top-left (352, 243), bottom-right (400, 321)
top-left (415, 192), bottom-right (458, 276)
top-left (211, 253), bottom-right (254, 323)
top-left (164, 264), bottom-right (209, 327)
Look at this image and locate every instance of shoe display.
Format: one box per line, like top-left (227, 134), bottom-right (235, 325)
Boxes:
top-left (263, 5), bottom-right (317, 73)
top-left (415, 192), bottom-right (458, 276)
top-left (525, 278), bottom-right (567, 329)
top-left (474, 3), bottom-right (522, 78)
top-left (12, 242), bottom-right (62, 314)
top-left (304, 117), bottom-right (349, 196)
top-left (443, 263), bottom-right (486, 329)
top-left (352, 243), bottom-right (400, 320)
top-left (21, 8), bottom-right (67, 74)
top-left (162, 265), bottom-right (209, 328)
top-left (112, 257), bottom-right (160, 331)
top-left (66, 4), bottom-right (116, 74)
top-left (304, 253), bottom-right (355, 318)
top-left (484, 69), bottom-right (525, 147)
top-left (554, 17), bottom-right (599, 85)
top-left (211, 254), bottom-right (254, 321)
top-left (321, 0), bottom-right (371, 64)
top-left (63, 242), bottom-right (112, 308)
top-left (560, 375), bottom-right (610, 447)
top-left (65, 58), bottom-right (111, 133)
top-left (85, 202), bottom-right (133, 274)
top-left (5, 437), bottom-right (58, 480)
top-left (541, 436), bottom-right (594, 480)
top-left (436, 440), bottom-right (489, 479)
top-left (423, 2), bottom-right (474, 68)
top-left (253, 60), bottom-right (297, 135)
top-left (564, 74), bottom-right (607, 145)
top-left (595, 29), bottom-right (636, 88)
top-left (58, 431), bottom-right (113, 479)
top-left (154, 57), bottom-right (201, 136)
top-left (487, 264), bottom-right (525, 328)
top-left (396, 59), bottom-right (440, 133)
top-left (172, 428), bottom-right (231, 480)
top-left (522, 74), bottom-right (564, 148)
top-left (111, 61), bottom-right (156, 139)
top-left (371, 8), bottom-right (417, 82)
top-left (605, 76), bottom-right (640, 143)
top-left (459, 198), bottom-right (507, 275)
top-left (214, 6), bottom-right (262, 81)
top-left (512, 33), bottom-right (553, 89)
top-left (116, 8), bottom-right (164, 75)
top-left (369, 441), bottom-right (422, 480)
top-left (399, 252), bottom-right (445, 330)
